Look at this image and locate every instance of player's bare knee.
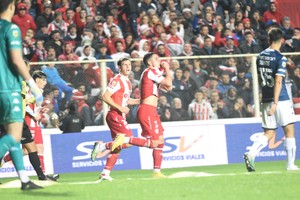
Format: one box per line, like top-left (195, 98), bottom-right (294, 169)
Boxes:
top-left (152, 140), bottom-right (159, 147)
top-left (158, 136), bottom-right (164, 144)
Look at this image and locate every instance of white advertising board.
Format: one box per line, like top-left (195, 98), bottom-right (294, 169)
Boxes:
top-left (139, 122), bottom-right (228, 169)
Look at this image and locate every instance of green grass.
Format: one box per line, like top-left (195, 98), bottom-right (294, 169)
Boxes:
top-left (1, 160), bottom-right (300, 200)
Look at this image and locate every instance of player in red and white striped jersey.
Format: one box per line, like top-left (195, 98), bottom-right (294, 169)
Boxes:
top-left (91, 53), bottom-right (172, 179)
top-left (91, 58), bottom-right (140, 181)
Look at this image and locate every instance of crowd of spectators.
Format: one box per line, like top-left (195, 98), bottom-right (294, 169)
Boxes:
top-left (15, 0), bottom-right (300, 127)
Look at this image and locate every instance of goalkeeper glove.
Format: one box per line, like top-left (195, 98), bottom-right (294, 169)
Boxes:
top-left (26, 78), bottom-right (43, 107)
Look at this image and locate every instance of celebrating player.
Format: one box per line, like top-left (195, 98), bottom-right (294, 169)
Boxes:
top-left (91, 58), bottom-right (140, 181)
top-left (92, 53), bottom-right (172, 179)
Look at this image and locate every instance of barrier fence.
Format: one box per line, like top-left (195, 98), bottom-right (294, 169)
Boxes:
top-left (29, 52), bottom-right (300, 126)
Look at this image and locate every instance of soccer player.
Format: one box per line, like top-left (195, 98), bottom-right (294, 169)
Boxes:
top-left (0, 0), bottom-right (43, 190)
top-left (0, 69), bottom-right (59, 181)
top-left (24, 70), bottom-right (60, 180)
top-left (134, 53), bottom-right (172, 177)
top-left (92, 53), bottom-right (172, 179)
top-left (91, 58), bottom-right (140, 181)
top-left (243, 28), bottom-right (299, 172)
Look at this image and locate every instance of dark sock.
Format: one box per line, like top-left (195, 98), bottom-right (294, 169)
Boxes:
top-left (38, 154), bottom-right (45, 173)
top-left (28, 152), bottom-right (46, 180)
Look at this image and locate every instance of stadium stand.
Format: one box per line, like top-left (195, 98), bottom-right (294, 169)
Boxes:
top-left (18, 0), bottom-right (300, 125)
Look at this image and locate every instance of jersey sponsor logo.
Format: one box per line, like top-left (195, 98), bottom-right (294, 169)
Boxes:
top-left (109, 80), bottom-right (117, 87)
top-left (123, 93), bottom-right (129, 98)
top-left (13, 106), bottom-right (21, 112)
top-left (282, 62), bottom-right (286, 67)
top-left (258, 55), bottom-right (276, 61)
top-left (10, 41), bottom-right (20, 45)
top-left (13, 30), bottom-right (18, 38)
top-left (13, 98), bottom-right (20, 104)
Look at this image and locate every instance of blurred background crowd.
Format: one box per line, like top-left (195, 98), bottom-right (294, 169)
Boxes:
top-left (15, 0), bottom-right (300, 129)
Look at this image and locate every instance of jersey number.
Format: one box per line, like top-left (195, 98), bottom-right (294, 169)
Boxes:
top-left (259, 68), bottom-right (274, 87)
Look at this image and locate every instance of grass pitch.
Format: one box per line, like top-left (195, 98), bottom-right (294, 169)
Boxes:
top-left (1, 160), bottom-right (299, 200)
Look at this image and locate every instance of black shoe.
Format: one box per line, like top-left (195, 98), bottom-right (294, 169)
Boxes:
top-left (21, 181), bottom-right (43, 190)
top-left (46, 174), bottom-right (60, 181)
top-left (243, 153), bottom-right (255, 172)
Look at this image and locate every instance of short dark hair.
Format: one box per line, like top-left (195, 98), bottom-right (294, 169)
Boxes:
top-left (143, 52), bottom-right (155, 66)
top-left (204, 36), bottom-right (211, 41)
top-left (114, 40), bottom-right (123, 47)
top-left (268, 28), bottom-right (283, 44)
top-left (117, 58), bottom-right (130, 67)
top-left (32, 70), bottom-right (47, 80)
top-left (68, 101), bottom-right (78, 112)
top-left (200, 24), bottom-right (209, 30)
top-left (0, 0), bottom-right (15, 14)
top-left (183, 67), bottom-right (190, 73)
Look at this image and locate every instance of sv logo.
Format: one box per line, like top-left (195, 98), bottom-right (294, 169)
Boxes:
top-left (164, 135), bottom-right (203, 153)
top-left (248, 132), bottom-right (284, 150)
top-left (72, 141), bottom-right (109, 160)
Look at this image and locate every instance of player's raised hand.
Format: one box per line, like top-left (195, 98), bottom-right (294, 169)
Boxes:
top-left (160, 61), bottom-right (170, 71)
top-left (26, 78), bottom-right (44, 107)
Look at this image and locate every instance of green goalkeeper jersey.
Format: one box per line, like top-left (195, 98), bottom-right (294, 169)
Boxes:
top-left (0, 19), bottom-right (23, 93)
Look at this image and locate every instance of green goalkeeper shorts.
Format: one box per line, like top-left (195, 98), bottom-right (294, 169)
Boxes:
top-left (0, 92), bottom-right (23, 124)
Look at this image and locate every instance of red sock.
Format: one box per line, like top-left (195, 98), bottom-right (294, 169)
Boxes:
top-left (3, 154), bottom-right (11, 163)
top-left (153, 143), bottom-right (164, 169)
top-left (104, 153), bottom-right (119, 171)
top-left (130, 137), bottom-right (153, 148)
top-left (38, 154), bottom-right (45, 173)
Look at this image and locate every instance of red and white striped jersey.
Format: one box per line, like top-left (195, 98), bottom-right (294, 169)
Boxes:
top-left (48, 21), bottom-right (69, 37)
top-left (188, 100), bottom-right (215, 120)
top-left (139, 67), bottom-right (164, 100)
top-left (166, 34), bottom-right (184, 56)
top-left (107, 74), bottom-right (132, 118)
top-left (25, 91), bottom-right (40, 132)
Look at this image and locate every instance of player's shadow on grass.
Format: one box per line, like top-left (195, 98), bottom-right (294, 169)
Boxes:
top-left (22, 191), bottom-right (75, 197)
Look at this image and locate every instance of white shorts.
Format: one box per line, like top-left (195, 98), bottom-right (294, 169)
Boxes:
top-left (261, 100), bottom-right (295, 129)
